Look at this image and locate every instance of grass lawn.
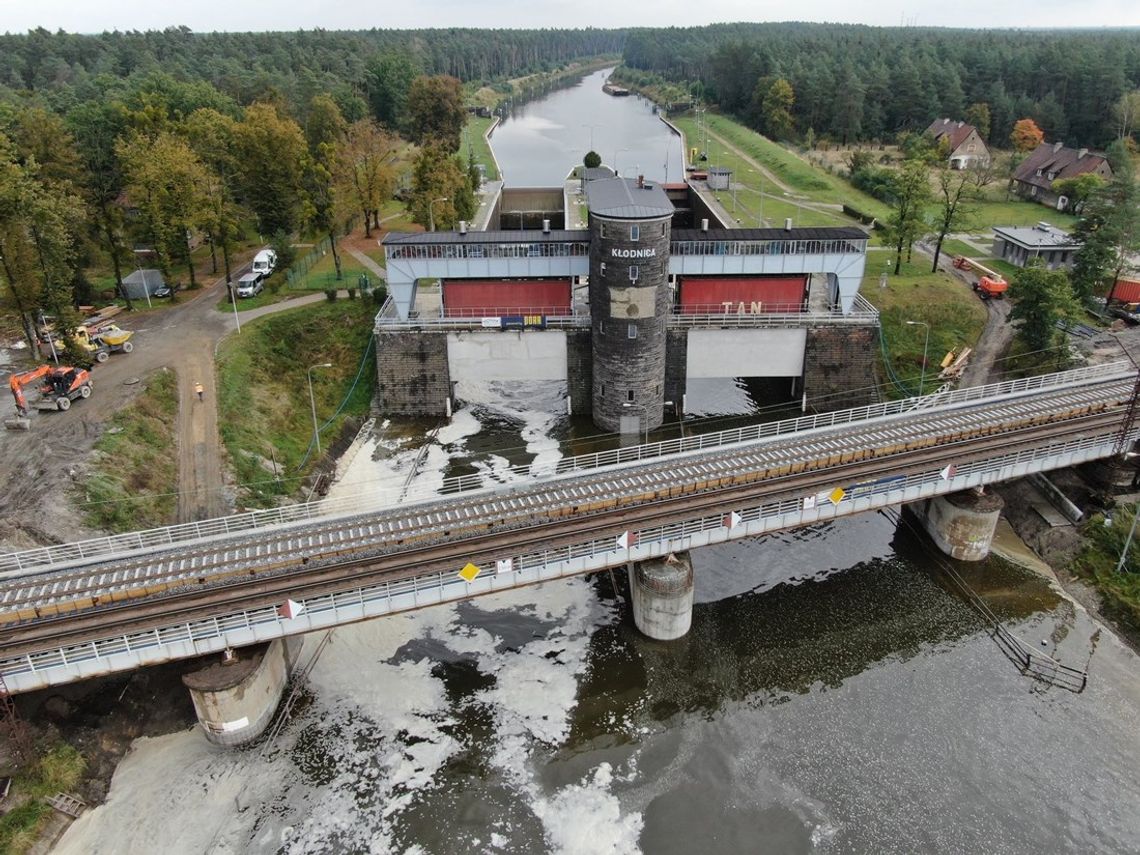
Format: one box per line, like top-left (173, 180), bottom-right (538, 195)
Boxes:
top-left (0, 743), bottom-right (86, 854)
top-left (216, 299), bottom-right (377, 506)
top-left (939, 238), bottom-right (982, 259)
top-left (290, 249), bottom-right (369, 292)
top-left (864, 258), bottom-right (988, 397)
top-left (74, 368), bottom-right (179, 532)
top-left (465, 115), bottom-right (501, 181)
top-left (965, 196), bottom-right (1079, 231)
top-left (1073, 506), bottom-right (1140, 637)
top-left (674, 113), bottom-right (893, 221)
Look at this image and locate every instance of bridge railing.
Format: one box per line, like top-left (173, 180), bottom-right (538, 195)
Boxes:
top-left (0, 361), bottom-right (1132, 577)
top-left (1, 427), bottom-right (1121, 689)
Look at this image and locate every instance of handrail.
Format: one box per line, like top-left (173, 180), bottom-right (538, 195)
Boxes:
top-left (0, 361), bottom-right (1133, 577)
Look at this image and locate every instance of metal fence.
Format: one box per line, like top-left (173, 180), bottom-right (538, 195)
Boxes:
top-left (0, 361), bottom-right (1132, 578)
top-left (284, 237), bottom-right (333, 288)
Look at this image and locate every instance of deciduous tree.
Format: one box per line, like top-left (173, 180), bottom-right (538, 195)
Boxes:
top-left (887, 157), bottom-right (931, 275)
top-left (233, 103), bottom-right (307, 237)
top-left (405, 75), bottom-right (466, 153)
top-left (1008, 263), bottom-right (1081, 358)
top-left (337, 119), bottom-right (397, 238)
top-left (1010, 118), bottom-right (1044, 152)
top-left (930, 165), bottom-right (989, 272)
top-left (964, 102), bottom-right (991, 141)
top-left (409, 143), bottom-right (474, 232)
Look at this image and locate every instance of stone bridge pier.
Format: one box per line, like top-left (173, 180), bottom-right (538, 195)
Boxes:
top-left (913, 488), bottom-right (1005, 561)
top-left (629, 552), bottom-right (695, 640)
top-left (181, 638), bottom-right (298, 746)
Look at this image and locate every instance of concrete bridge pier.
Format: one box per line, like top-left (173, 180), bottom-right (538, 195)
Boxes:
top-left (181, 638), bottom-right (296, 747)
top-left (628, 552), bottom-right (694, 640)
top-left (913, 488), bottom-right (1004, 561)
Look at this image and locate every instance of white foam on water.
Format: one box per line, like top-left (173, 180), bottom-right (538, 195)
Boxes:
top-left (531, 763), bottom-right (645, 855)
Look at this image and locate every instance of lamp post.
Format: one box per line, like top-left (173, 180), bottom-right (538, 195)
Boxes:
top-left (581, 123), bottom-right (598, 152)
top-left (131, 249), bottom-right (154, 309)
top-left (613, 148), bottom-right (630, 176)
top-left (905, 320), bottom-right (930, 396)
top-left (307, 362), bottom-right (333, 456)
top-left (429, 197), bottom-right (448, 233)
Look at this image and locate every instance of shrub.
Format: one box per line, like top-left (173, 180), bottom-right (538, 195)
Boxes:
top-left (346, 287), bottom-right (357, 300)
top-left (324, 289), bottom-right (338, 302)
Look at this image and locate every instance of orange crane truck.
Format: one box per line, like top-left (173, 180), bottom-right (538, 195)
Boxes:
top-left (952, 256), bottom-right (1008, 300)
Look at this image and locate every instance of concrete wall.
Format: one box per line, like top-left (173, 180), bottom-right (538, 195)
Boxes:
top-left (447, 331), bottom-right (567, 383)
top-left (566, 329), bottom-right (593, 415)
top-left (375, 331), bottom-right (451, 417)
top-left (665, 329), bottom-right (688, 408)
top-left (182, 639), bottom-right (290, 747)
top-left (802, 325), bottom-right (879, 411)
top-left (686, 328), bottom-right (807, 379)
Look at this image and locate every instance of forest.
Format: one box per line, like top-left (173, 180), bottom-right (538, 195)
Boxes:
top-left (621, 23), bottom-right (1140, 147)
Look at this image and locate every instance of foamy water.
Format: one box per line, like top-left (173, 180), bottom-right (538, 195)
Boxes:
top-left (56, 383), bottom-right (638, 855)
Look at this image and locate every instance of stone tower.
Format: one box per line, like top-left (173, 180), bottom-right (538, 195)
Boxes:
top-left (585, 176), bottom-right (674, 434)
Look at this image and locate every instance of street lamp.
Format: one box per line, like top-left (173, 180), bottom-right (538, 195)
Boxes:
top-left (429, 197), bottom-right (448, 233)
top-left (581, 123), bottom-right (598, 152)
top-left (131, 249), bottom-right (154, 309)
top-left (613, 148), bottom-right (630, 176)
top-left (905, 320), bottom-right (930, 396)
top-left (307, 362), bottom-right (333, 456)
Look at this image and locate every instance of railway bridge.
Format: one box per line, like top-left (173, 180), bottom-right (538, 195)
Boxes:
top-left (1, 363), bottom-right (1137, 707)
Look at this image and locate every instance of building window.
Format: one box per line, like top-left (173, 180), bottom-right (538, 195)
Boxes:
top-left (601, 383), bottom-right (605, 396)
top-left (599, 222), bottom-right (607, 238)
top-left (599, 321), bottom-right (605, 336)
top-left (600, 262), bottom-right (606, 275)
top-left (629, 265), bottom-right (639, 282)
top-left (661, 223), bottom-right (666, 236)
top-left (630, 224), bottom-right (640, 241)
top-left (628, 324), bottom-right (638, 339)
top-left (627, 389), bottom-right (635, 401)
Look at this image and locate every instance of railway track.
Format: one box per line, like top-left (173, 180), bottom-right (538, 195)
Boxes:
top-left (0, 398), bottom-right (1128, 660)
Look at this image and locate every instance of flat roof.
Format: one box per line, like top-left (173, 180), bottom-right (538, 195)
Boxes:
top-left (672, 226), bottom-right (869, 241)
top-left (992, 224), bottom-right (1077, 249)
top-left (382, 230), bottom-right (589, 245)
top-left (382, 226), bottom-right (869, 246)
top-left (585, 177), bottom-right (674, 219)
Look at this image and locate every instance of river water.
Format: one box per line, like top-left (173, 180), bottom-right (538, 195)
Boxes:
top-left (56, 72), bottom-right (1140, 855)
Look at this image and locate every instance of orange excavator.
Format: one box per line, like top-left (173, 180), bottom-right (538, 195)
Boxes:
top-left (8, 365), bottom-right (93, 418)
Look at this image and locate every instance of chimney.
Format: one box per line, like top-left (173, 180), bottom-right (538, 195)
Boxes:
top-left (542, 218), bottom-right (550, 234)
top-left (1053, 141), bottom-right (1064, 153)
top-left (1078, 148), bottom-right (1088, 159)
top-left (459, 220), bottom-right (468, 235)
top-left (638, 174), bottom-right (645, 189)
top-left (784, 218), bottom-right (793, 231)
top-left (700, 218), bottom-right (709, 232)
top-left (957, 121), bottom-right (963, 128)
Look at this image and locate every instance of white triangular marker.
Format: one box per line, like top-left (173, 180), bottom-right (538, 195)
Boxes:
top-left (496, 558), bottom-right (513, 574)
top-left (278, 599), bottom-right (304, 620)
top-left (940, 464), bottom-right (957, 480)
top-left (616, 531), bottom-right (630, 550)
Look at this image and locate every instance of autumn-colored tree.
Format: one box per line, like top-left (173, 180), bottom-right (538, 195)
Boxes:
top-left (409, 143), bottom-right (475, 232)
top-left (117, 131), bottom-right (212, 288)
top-left (887, 157), bottom-right (932, 275)
top-left (1010, 118), bottom-right (1044, 152)
top-left (336, 119), bottom-right (397, 238)
top-left (183, 108), bottom-right (243, 284)
top-left (761, 78), bottom-right (796, 140)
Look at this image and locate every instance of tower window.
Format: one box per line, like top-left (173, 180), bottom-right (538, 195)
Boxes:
top-left (630, 224), bottom-right (640, 241)
top-left (600, 262), bottom-right (606, 275)
top-left (627, 390), bottom-right (635, 401)
top-left (629, 265), bottom-right (639, 281)
top-left (628, 324), bottom-right (638, 339)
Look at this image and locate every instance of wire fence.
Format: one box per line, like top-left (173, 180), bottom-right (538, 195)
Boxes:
top-left (284, 237), bottom-right (333, 288)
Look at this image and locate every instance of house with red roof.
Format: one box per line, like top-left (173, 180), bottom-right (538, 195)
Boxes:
top-left (1012, 141), bottom-right (1112, 210)
top-left (924, 118), bottom-right (991, 170)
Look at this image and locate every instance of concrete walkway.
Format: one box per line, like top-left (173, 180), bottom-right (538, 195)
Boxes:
top-left (346, 249), bottom-right (387, 280)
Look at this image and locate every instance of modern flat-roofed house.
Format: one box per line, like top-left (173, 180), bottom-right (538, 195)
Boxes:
top-left (991, 222), bottom-right (1080, 270)
top-left (924, 118), bottom-right (991, 170)
top-left (1012, 141), bottom-right (1112, 210)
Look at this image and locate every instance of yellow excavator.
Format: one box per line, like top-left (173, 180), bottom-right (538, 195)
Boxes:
top-left (38, 323), bottom-right (134, 363)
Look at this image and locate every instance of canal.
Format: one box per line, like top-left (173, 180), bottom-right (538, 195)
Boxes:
top-left (55, 70), bottom-right (1140, 855)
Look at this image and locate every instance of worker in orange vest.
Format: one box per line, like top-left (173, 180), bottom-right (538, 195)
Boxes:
top-left (194, 381), bottom-right (204, 401)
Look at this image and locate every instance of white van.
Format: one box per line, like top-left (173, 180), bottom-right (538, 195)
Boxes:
top-left (252, 249), bottom-right (277, 277)
top-left (235, 272), bottom-right (264, 298)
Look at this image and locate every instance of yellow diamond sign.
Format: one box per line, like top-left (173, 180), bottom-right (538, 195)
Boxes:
top-left (828, 487), bottom-right (846, 505)
top-left (458, 562), bottom-right (481, 583)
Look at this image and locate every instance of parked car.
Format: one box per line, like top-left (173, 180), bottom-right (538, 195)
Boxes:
top-left (252, 249), bottom-right (277, 277)
top-left (235, 273), bottom-right (264, 298)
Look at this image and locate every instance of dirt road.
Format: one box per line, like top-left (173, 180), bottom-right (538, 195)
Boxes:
top-left (0, 269), bottom-right (331, 550)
